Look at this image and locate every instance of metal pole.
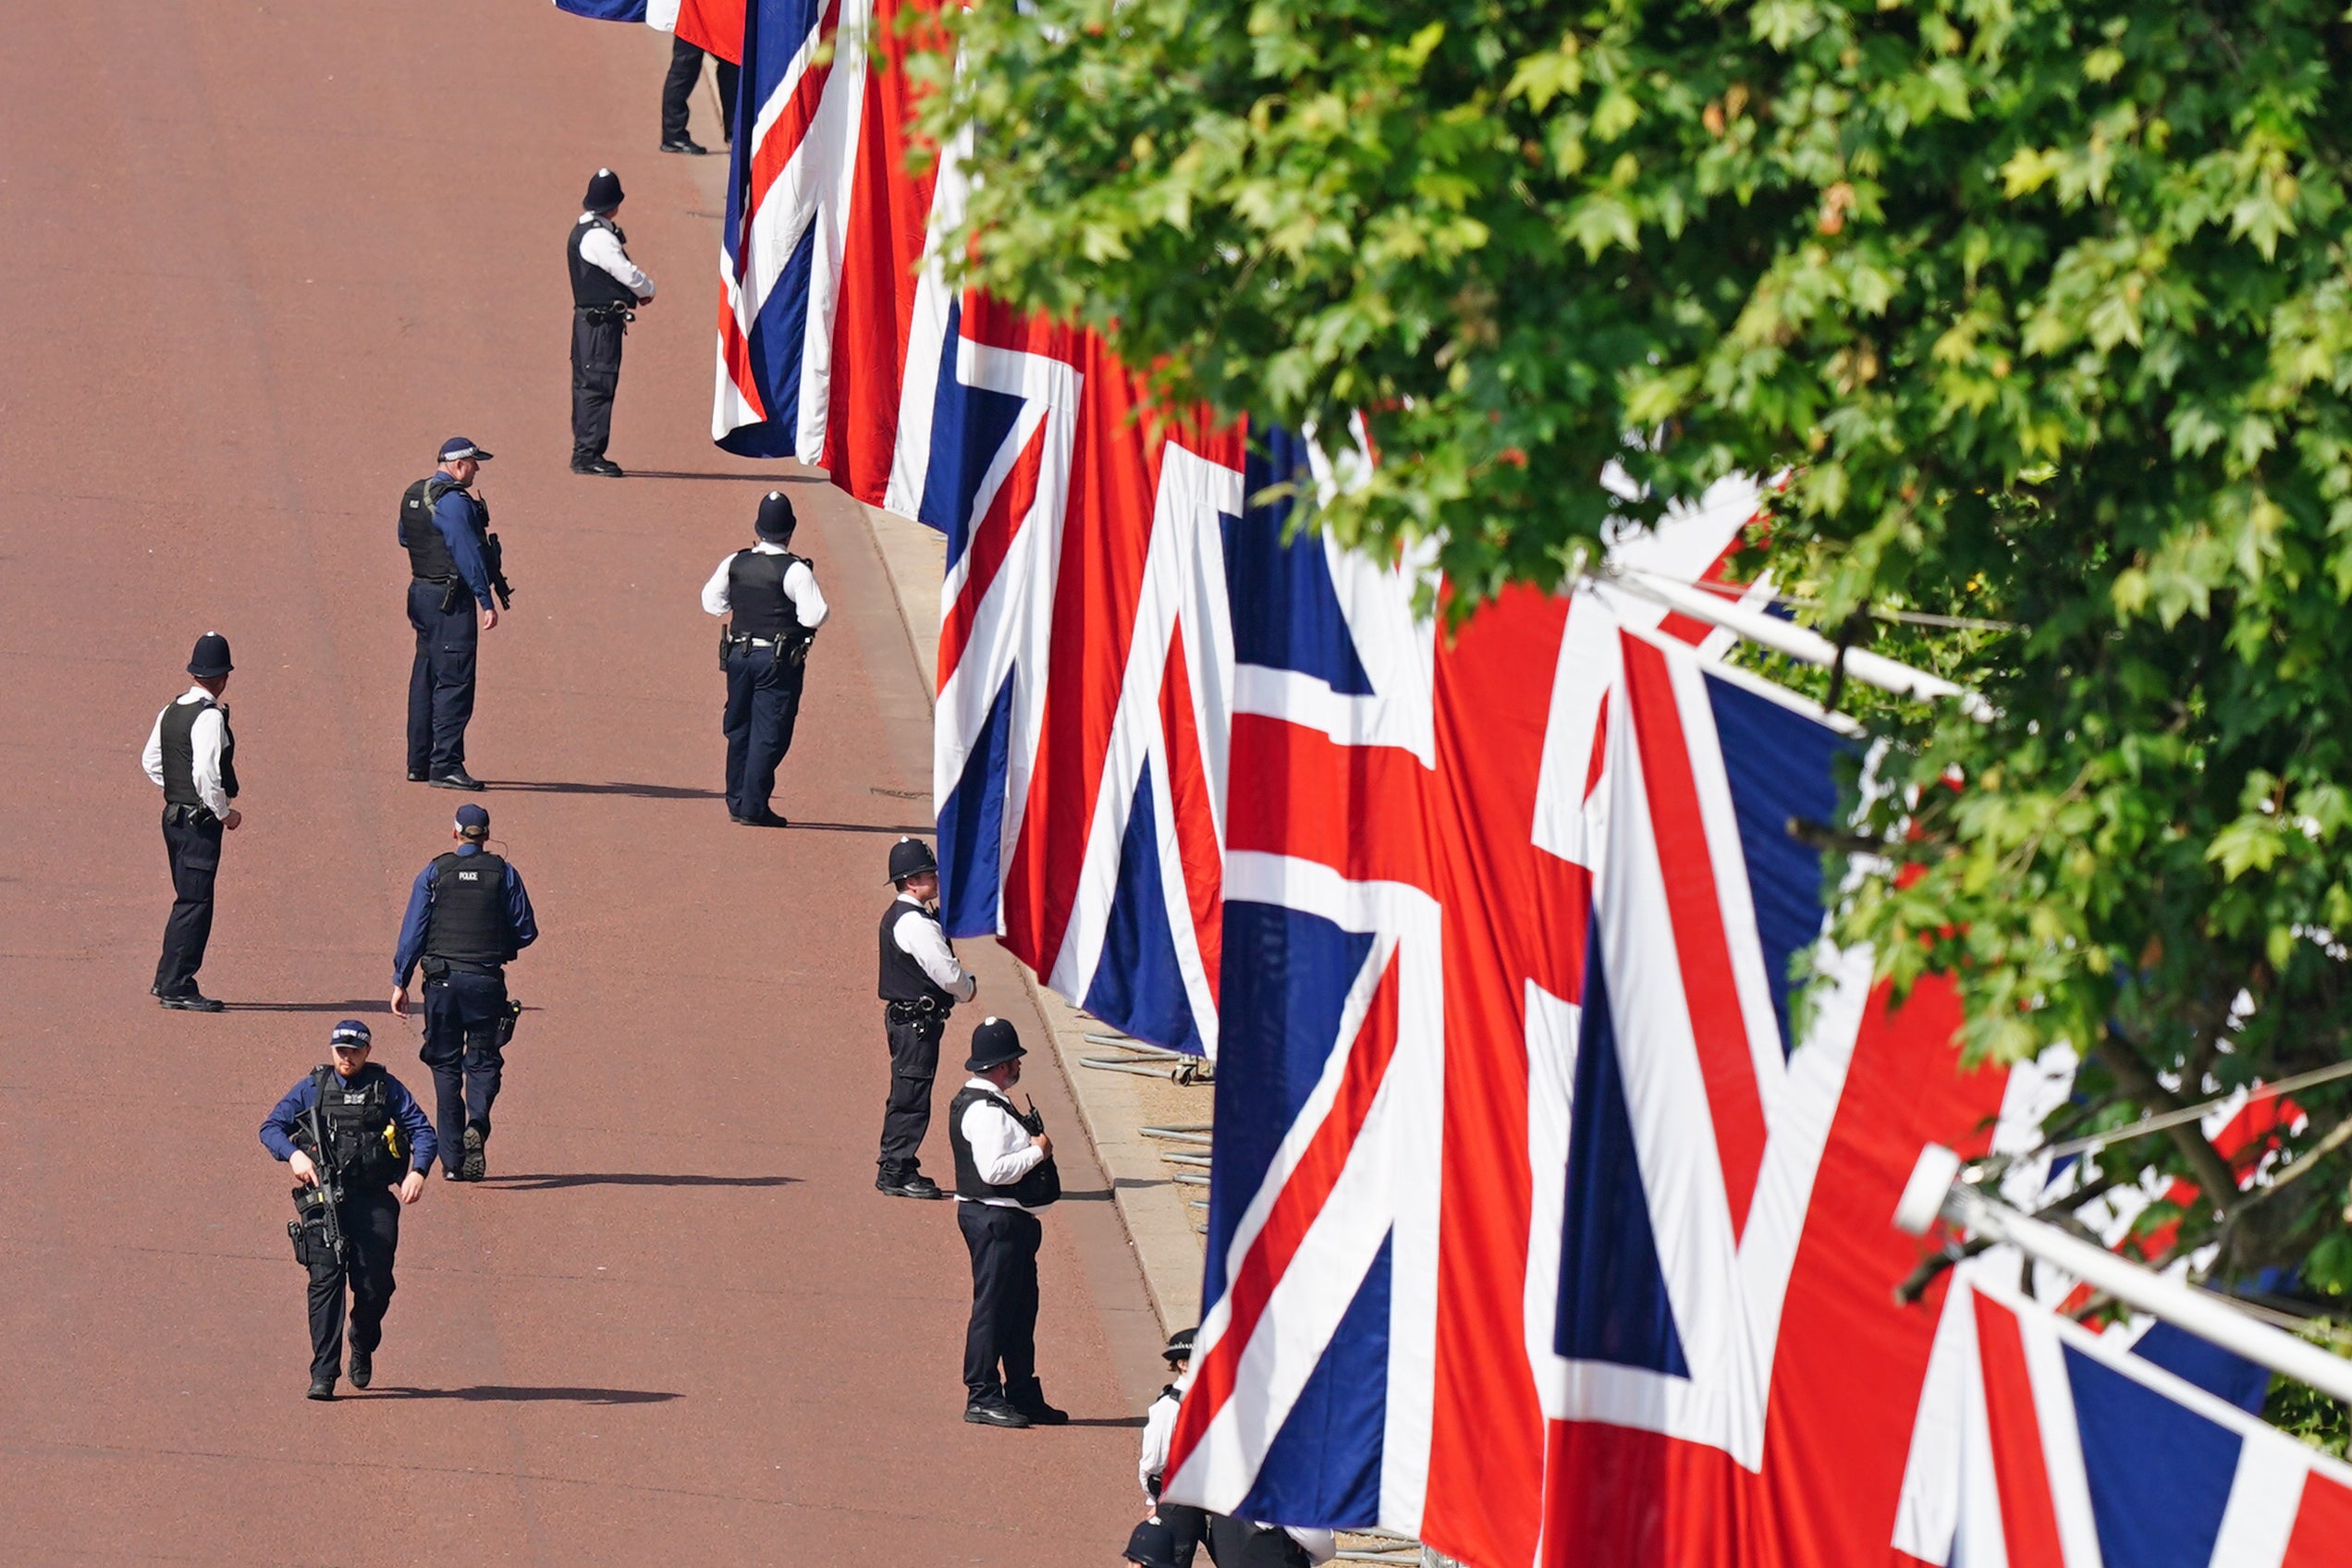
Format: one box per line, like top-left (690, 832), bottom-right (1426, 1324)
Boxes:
top-left (1894, 1145), bottom-right (2352, 1406)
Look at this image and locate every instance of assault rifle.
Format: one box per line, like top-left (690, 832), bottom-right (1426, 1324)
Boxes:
top-left (289, 1071), bottom-right (347, 1268)
top-left (483, 529), bottom-right (515, 611)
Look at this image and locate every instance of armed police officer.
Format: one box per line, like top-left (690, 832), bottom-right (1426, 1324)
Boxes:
top-left (949, 1017), bottom-right (1065, 1427)
top-left (570, 167), bottom-right (654, 477)
top-left (392, 803), bottom-right (538, 1182)
top-left (876, 837), bottom-right (975, 1198)
top-left (399, 437), bottom-right (505, 790)
top-left (260, 1020), bottom-right (436, 1400)
top-left (141, 632), bottom-right (242, 1011)
top-left (701, 491), bottom-right (827, 827)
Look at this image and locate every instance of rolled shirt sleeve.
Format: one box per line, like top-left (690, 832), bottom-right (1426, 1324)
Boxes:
top-left (579, 224), bottom-right (653, 300)
top-left (894, 907), bottom-right (976, 1002)
top-left (190, 705), bottom-right (232, 817)
top-left (701, 554), bottom-right (736, 617)
top-left (782, 559), bottom-right (828, 630)
top-left (141, 705), bottom-right (167, 788)
top-left (960, 1096), bottom-right (1044, 1187)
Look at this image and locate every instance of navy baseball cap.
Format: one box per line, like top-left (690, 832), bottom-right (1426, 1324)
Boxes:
top-left (454, 803), bottom-right (490, 833)
top-left (329, 1020), bottom-right (373, 1051)
top-left (438, 436), bottom-right (494, 462)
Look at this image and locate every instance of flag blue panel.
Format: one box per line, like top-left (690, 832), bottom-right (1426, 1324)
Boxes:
top-left (918, 300), bottom-right (1028, 558)
top-left (1557, 948), bottom-right (1690, 1376)
top-left (715, 217), bottom-right (819, 459)
top-left (2130, 1322), bottom-right (2269, 1416)
top-left (1234, 1231), bottom-right (1391, 1530)
top-left (555, 0), bottom-right (649, 18)
top-left (1207, 901), bottom-right (1378, 1308)
top-left (1081, 769), bottom-right (1204, 1056)
top-left (1221, 429), bottom-right (1375, 694)
top-left (1703, 674), bottom-right (1846, 1058)
top-left (937, 669), bottom-right (1014, 937)
top-left (2064, 1344), bottom-right (2240, 1568)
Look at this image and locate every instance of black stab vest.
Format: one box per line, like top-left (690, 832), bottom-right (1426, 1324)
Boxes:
top-left (159, 697), bottom-right (238, 808)
top-left (424, 851), bottom-right (511, 969)
top-left (401, 476), bottom-right (482, 582)
top-left (296, 1065), bottom-right (409, 1187)
top-left (947, 1084), bottom-right (1061, 1207)
top-left (727, 549), bottom-right (807, 640)
top-left (568, 215), bottom-right (637, 308)
top-left (878, 900), bottom-right (955, 1005)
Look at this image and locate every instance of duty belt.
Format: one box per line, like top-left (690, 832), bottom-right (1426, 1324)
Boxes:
top-left (885, 998), bottom-right (949, 1023)
top-left (164, 802), bottom-right (218, 827)
top-left (577, 301), bottom-right (635, 326)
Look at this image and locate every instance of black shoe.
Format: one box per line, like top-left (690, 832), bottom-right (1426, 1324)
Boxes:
top-left (442, 1166), bottom-right (471, 1182)
top-left (307, 1377), bottom-right (337, 1401)
top-left (408, 768), bottom-right (429, 782)
top-left (570, 458), bottom-right (625, 478)
top-left (428, 769), bottom-right (486, 791)
top-left (348, 1350), bottom-right (372, 1390)
top-left (660, 136), bottom-right (710, 155)
top-left (1010, 1391), bottom-right (1069, 1426)
top-left (158, 990), bottom-right (226, 1012)
top-left (462, 1127), bottom-right (486, 1182)
top-left (963, 1396), bottom-right (1031, 1428)
top-left (731, 808), bottom-right (790, 827)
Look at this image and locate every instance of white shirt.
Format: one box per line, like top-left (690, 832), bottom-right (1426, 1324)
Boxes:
top-left (1139, 1375), bottom-right (1187, 1500)
top-left (141, 687), bottom-right (232, 817)
top-left (956, 1078), bottom-right (1045, 1207)
top-left (888, 894), bottom-right (976, 1000)
top-left (576, 213), bottom-right (654, 300)
top-left (700, 544), bottom-right (830, 631)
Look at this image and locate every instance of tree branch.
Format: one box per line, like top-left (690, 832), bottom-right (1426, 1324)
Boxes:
top-left (2091, 1028), bottom-right (2242, 1214)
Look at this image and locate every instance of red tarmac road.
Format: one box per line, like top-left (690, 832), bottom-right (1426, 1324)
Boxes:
top-left (0, 4), bottom-right (1164, 1562)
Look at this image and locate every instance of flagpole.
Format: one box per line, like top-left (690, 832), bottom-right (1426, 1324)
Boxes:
top-left (1895, 1144), bottom-right (2352, 1405)
top-left (1596, 570), bottom-right (1997, 721)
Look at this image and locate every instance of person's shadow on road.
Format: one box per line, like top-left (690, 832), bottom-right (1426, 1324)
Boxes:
top-left (367, 1386), bottom-right (680, 1404)
top-left (480, 1172), bottom-right (799, 1191)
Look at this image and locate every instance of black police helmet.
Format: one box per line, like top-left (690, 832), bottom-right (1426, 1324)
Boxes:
top-left (187, 631), bottom-right (233, 679)
top-left (887, 836), bottom-right (938, 884)
top-left (1123, 1517), bottom-right (1184, 1568)
top-left (755, 490), bottom-right (797, 541)
top-left (963, 1016), bottom-right (1025, 1073)
top-left (584, 166), bottom-right (624, 210)
top-left (1163, 1327), bottom-right (1197, 1365)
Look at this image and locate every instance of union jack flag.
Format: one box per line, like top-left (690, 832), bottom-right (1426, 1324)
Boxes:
top-left (553, 0), bottom-right (742, 61)
top-left (1897, 1277), bottom-right (2352, 1568)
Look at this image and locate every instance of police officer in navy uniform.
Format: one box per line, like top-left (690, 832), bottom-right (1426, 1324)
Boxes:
top-left (701, 491), bottom-right (829, 826)
top-left (569, 167), bottom-right (654, 477)
top-left (141, 632), bottom-right (242, 1011)
top-left (401, 437), bottom-right (502, 790)
top-left (260, 1020), bottom-right (437, 1400)
top-left (391, 803), bottom-right (539, 1182)
top-left (949, 1017), bottom-right (1066, 1427)
top-left (876, 837), bottom-right (976, 1197)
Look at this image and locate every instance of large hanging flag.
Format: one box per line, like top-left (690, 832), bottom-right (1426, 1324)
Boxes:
top-left (552, 0), bottom-right (743, 61)
top-left (1896, 1277), bottom-right (2352, 1568)
top-left (1161, 597), bottom-right (2020, 1566)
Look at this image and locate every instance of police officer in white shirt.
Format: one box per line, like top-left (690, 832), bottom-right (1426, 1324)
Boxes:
top-left (701, 491), bottom-right (830, 826)
top-left (569, 167), bottom-right (654, 477)
top-left (874, 837), bottom-right (976, 1196)
top-left (141, 632), bottom-right (242, 1010)
top-left (948, 1017), bottom-right (1064, 1427)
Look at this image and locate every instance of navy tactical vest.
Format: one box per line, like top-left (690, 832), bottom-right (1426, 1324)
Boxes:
top-left (298, 1065), bottom-right (409, 1188)
top-left (424, 851), bottom-right (511, 970)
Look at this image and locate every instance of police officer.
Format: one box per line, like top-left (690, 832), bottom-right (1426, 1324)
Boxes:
top-left (259, 1020), bottom-right (436, 1400)
top-left (391, 803), bottom-right (539, 1182)
top-left (876, 837), bottom-right (976, 1196)
top-left (701, 491), bottom-right (828, 826)
top-left (659, 33), bottom-right (737, 154)
top-left (949, 1017), bottom-right (1065, 1427)
top-left (401, 437), bottom-right (502, 790)
top-left (569, 167), bottom-right (654, 477)
top-left (141, 631), bottom-right (242, 1011)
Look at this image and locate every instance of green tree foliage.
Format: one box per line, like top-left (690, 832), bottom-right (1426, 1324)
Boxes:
top-left (919, 0), bottom-right (2352, 1330)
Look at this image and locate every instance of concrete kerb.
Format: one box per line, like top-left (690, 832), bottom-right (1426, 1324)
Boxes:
top-left (853, 496), bottom-right (1210, 1340)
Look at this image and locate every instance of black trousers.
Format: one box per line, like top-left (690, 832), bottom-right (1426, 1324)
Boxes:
top-left (154, 807), bottom-right (224, 996)
top-left (660, 33), bottom-right (739, 143)
top-left (877, 1009), bottom-right (945, 1176)
top-left (420, 970), bottom-right (508, 1162)
top-left (571, 311), bottom-right (624, 463)
top-left (406, 579), bottom-right (479, 778)
top-left (958, 1202), bottom-right (1042, 1403)
top-left (721, 646), bottom-right (807, 817)
top-left (1204, 1519), bottom-right (1315, 1567)
top-left (1156, 1504), bottom-right (1211, 1568)
top-left (306, 1185), bottom-right (401, 1381)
